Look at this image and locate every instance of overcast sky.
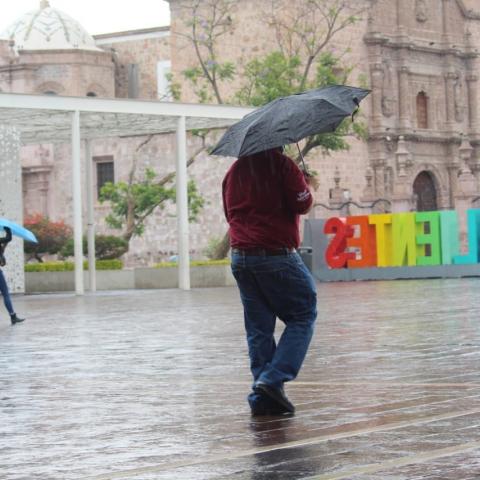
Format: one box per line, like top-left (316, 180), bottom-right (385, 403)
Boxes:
top-left (0, 0), bottom-right (171, 35)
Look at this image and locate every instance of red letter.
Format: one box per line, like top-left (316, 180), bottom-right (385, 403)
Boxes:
top-left (324, 217), bottom-right (355, 268)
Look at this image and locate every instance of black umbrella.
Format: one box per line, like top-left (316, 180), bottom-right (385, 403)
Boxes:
top-left (211, 85), bottom-right (370, 159)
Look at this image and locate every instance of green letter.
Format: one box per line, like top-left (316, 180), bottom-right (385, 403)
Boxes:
top-left (415, 211), bottom-right (441, 266)
top-left (392, 213), bottom-right (417, 266)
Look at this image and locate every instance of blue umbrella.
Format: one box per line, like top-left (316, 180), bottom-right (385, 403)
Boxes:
top-left (0, 218), bottom-right (38, 243)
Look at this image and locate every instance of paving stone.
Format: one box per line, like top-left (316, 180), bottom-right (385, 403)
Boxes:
top-left (1, 279), bottom-right (480, 479)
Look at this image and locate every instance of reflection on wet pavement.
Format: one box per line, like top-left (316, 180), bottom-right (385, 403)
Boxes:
top-left (2, 279), bottom-right (480, 479)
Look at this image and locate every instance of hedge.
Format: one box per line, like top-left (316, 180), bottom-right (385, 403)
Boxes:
top-left (25, 259), bottom-right (123, 272)
top-left (154, 259), bottom-right (231, 268)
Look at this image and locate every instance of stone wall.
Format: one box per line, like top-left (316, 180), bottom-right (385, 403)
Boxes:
top-left (0, 50), bottom-right (115, 97)
top-left (169, 0), bottom-right (373, 215)
top-left (7, 0), bottom-right (480, 267)
top-left (97, 30), bottom-right (171, 100)
top-left (0, 126), bottom-right (24, 293)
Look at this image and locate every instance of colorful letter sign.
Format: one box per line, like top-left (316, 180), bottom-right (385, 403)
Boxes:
top-left (323, 209), bottom-right (479, 269)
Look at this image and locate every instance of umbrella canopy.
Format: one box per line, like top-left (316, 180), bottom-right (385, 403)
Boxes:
top-left (0, 218), bottom-right (38, 243)
top-left (211, 85), bottom-right (370, 158)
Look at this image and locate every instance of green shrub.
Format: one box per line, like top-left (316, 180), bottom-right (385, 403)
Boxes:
top-left (25, 261), bottom-right (73, 272)
top-left (154, 259), bottom-right (230, 268)
top-left (60, 235), bottom-right (128, 260)
top-left (204, 236), bottom-right (225, 260)
top-left (94, 260), bottom-right (123, 270)
top-left (25, 259), bottom-right (123, 272)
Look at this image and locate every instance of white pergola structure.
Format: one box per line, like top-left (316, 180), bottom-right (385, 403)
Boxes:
top-left (0, 93), bottom-right (252, 294)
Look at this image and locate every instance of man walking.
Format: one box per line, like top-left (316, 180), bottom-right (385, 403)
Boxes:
top-left (222, 147), bottom-right (318, 416)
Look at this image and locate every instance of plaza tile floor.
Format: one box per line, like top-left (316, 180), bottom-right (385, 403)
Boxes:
top-left (2, 279), bottom-right (480, 479)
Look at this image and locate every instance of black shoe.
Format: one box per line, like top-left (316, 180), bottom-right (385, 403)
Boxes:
top-left (10, 314), bottom-right (25, 325)
top-left (250, 403), bottom-right (293, 417)
top-left (254, 382), bottom-right (295, 413)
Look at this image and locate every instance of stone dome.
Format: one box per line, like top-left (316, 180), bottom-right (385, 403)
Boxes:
top-left (1, 1), bottom-right (101, 52)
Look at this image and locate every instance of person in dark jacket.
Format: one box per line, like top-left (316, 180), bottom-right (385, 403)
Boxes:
top-left (223, 147), bottom-right (318, 416)
top-left (0, 227), bottom-right (25, 325)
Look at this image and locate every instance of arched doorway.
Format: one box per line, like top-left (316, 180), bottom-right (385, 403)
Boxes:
top-left (413, 171), bottom-right (438, 211)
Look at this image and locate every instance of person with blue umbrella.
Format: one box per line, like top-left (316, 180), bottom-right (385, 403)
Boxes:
top-left (0, 227), bottom-right (25, 325)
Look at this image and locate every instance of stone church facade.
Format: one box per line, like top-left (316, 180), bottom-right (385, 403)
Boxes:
top-left (1, 0), bottom-right (480, 266)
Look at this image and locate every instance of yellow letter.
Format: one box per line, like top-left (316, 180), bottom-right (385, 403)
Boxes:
top-left (369, 214), bottom-right (392, 267)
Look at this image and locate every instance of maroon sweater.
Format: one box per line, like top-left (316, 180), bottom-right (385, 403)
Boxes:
top-left (222, 150), bottom-right (312, 249)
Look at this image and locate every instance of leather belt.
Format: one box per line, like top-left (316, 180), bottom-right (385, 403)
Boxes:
top-left (232, 247), bottom-right (295, 256)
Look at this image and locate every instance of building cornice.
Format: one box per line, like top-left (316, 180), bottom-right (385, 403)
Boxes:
top-left (369, 131), bottom-right (480, 146)
top-left (364, 33), bottom-right (479, 59)
top-left (94, 26), bottom-right (170, 45)
top-left (455, 0), bottom-right (480, 20)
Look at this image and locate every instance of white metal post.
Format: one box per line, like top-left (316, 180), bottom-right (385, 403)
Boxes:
top-left (176, 116), bottom-right (190, 290)
top-left (72, 110), bottom-right (84, 295)
top-left (85, 140), bottom-right (96, 292)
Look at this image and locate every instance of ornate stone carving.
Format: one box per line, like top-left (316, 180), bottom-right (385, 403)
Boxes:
top-left (415, 0), bottom-right (428, 23)
top-left (454, 75), bottom-right (466, 123)
top-left (381, 61), bottom-right (396, 118)
top-left (1, 2), bottom-right (100, 52)
top-left (395, 136), bottom-right (411, 176)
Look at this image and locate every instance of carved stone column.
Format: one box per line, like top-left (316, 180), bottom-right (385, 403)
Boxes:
top-left (441, 0), bottom-right (452, 45)
top-left (392, 137), bottom-right (413, 212)
top-left (395, 136), bottom-right (410, 177)
top-left (455, 137), bottom-right (476, 249)
top-left (396, 0), bottom-right (408, 39)
top-left (443, 138), bottom-right (459, 205)
top-left (457, 137), bottom-right (476, 193)
top-left (466, 74), bottom-right (479, 133)
top-left (398, 67), bottom-right (411, 130)
top-left (370, 63), bottom-right (384, 129)
top-left (328, 166), bottom-right (346, 216)
top-left (445, 72), bottom-right (457, 130)
top-left (328, 167), bottom-right (349, 216)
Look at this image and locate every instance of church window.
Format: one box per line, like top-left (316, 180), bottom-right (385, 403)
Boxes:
top-left (128, 64), bottom-right (139, 98)
top-left (157, 60), bottom-right (172, 100)
top-left (94, 156), bottom-right (114, 198)
top-left (416, 92), bottom-right (428, 129)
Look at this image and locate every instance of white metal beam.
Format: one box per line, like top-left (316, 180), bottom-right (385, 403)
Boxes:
top-left (85, 140), bottom-right (96, 292)
top-left (0, 92), bottom-right (253, 120)
top-left (176, 116), bottom-right (190, 290)
top-left (71, 110), bottom-right (84, 295)
top-left (0, 92), bottom-right (253, 292)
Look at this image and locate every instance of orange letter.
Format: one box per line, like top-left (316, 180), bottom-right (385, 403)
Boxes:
top-left (346, 216), bottom-right (377, 268)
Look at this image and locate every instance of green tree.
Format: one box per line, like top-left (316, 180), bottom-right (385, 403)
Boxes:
top-left (176, 0), bottom-right (237, 104)
top-left (175, 0), bottom-right (370, 258)
top-left (98, 136), bottom-right (205, 246)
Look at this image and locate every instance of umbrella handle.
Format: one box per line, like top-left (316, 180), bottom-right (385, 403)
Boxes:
top-left (351, 97), bottom-right (360, 122)
top-left (296, 143), bottom-right (308, 174)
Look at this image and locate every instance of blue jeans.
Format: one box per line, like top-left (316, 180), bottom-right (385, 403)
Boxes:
top-left (0, 269), bottom-right (14, 316)
top-left (231, 251), bottom-right (317, 390)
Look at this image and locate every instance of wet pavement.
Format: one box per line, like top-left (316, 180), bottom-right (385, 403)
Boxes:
top-left (2, 278), bottom-right (480, 479)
